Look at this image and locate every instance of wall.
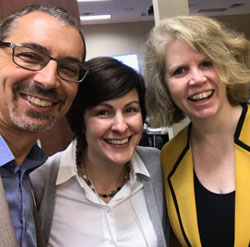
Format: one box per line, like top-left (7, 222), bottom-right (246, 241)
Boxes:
top-left (215, 13), bottom-right (250, 39)
top-left (82, 21), bottom-right (154, 67)
top-left (81, 13), bottom-right (250, 71)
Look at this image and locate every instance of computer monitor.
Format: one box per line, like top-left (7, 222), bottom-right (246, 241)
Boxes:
top-left (112, 54), bottom-right (140, 72)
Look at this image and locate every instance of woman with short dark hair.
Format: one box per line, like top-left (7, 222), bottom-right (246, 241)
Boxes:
top-left (31, 57), bottom-right (168, 247)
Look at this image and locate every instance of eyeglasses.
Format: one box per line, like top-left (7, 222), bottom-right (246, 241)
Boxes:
top-left (0, 41), bottom-right (88, 83)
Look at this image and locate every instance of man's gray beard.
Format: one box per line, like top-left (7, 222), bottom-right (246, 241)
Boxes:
top-left (9, 82), bottom-right (66, 133)
top-left (9, 107), bottom-right (60, 133)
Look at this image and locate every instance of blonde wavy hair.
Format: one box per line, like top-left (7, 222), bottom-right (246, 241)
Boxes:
top-left (143, 15), bottom-right (250, 127)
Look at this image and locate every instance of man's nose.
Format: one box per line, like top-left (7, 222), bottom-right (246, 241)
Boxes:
top-left (33, 60), bottom-right (60, 88)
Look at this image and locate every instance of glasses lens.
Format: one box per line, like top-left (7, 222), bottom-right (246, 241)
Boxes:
top-left (13, 45), bottom-right (87, 83)
top-left (78, 66), bottom-right (89, 82)
top-left (13, 46), bottom-right (47, 71)
top-left (57, 61), bottom-right (80, 82)
top-left (58, 61), bottom-right (88, 83)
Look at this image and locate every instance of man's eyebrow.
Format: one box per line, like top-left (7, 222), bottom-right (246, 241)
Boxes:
top-left (21, 42), bottom-right (49, 54)
top-left (61, 56), bottom-right (82, 64)
top-left (20, 43), bottom-right (82, 63)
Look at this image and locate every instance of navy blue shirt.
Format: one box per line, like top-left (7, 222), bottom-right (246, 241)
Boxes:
top-left (0, 136), bottom-right (47, 247)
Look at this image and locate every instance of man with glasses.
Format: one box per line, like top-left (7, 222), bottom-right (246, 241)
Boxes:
top-left (0, 4), bottom-right (87, 247)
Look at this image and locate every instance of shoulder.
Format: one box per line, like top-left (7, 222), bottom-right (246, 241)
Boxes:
top-left (136, 146), bottom-right (160, 162)
top-left (161, 125), bottom-right (189, 156)
top-left (136, 146), bottom-right (161, 176)
top-left (30, 150), bottom-right (65, 211)
top-left (163, 125), bottom-right (188, 150)
top-left (35, 151), bottom-right (63, 173)
top-left (30, 151), bottom-right (63, 184)
top-left (236, 104), bottom-right (250, 147)
top-left (161, 125), bottom-right (189, 173)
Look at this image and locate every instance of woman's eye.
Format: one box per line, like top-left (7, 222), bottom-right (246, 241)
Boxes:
top-left (125, 107), bottom-right (141, 113)
top-left (96, 110), bottom-right (110, 116)
top-left (173, 67), bottom-right (188, 77)
top-left (126, 108), bottom-right (136, 113)
top-left (201, 61), bottom-right (213, 68)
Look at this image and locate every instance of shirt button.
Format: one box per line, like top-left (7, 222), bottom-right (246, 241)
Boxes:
top-left (109, 240), bottom-right (115, 246)
top-left (23, 219), bottom-right (26, 229)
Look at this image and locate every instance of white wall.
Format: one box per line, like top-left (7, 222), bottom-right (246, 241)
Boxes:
top-left (81, 14), bottom-right (250, 72)
top-left (81, 21), bottom-right (154, 68)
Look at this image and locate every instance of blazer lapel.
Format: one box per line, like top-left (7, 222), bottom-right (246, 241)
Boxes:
top-left (0, 177), bottom-right (18, 247)
top-left (168, 147), bottom-right (201, 246)
top-left (141, 177), bottom-right (167, 247)
top-left (234, 104), bottom-right (250, 245)
top-left (234, 145), bottom-right (250, 245)
top-left (163, 126), bottom-right (201, 246)
top-left (32, 190), bottom-right (46, 247)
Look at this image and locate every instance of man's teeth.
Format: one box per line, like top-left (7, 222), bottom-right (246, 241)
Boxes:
top-left (27, 95), bottom-right (53, 107)
top-left (106, 138), bottom-right (129, 145)
top-left (190, 90), bottom-right (212, 101)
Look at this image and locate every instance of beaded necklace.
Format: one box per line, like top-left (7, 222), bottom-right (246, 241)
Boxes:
top-left (75, 139), bottom-right (130, 198)
top-left (77, 164), bottom-right (130, 198)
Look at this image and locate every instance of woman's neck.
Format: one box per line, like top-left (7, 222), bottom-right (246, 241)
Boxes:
top-left (190, 104), bottom-right (242, 194)
top-left (77, 146), bottom-right (130, 203)
top-left (191, 103), bottom-right (242, 138)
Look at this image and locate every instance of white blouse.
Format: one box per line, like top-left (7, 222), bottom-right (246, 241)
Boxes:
top-left (48, 143), bottom-right (158, 247)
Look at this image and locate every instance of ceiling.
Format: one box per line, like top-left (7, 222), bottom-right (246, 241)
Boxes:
top-left (78, 0), bottom-right (250, 25)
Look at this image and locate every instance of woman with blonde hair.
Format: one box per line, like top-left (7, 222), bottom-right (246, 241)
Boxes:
top-left (143, 15), bottom-right (250, 246)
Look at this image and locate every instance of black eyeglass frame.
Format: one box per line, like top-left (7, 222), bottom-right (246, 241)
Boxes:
top-left (0, 41), bottom-right (88, 83)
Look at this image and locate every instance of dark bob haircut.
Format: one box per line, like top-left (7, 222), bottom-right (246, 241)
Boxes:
top-left (67, 56), bottom-right (146, 146)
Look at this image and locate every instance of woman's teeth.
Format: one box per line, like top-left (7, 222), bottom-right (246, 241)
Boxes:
top-left (190, 90), bottom-right (212, 101)
top-left (106, 138), bottom-right (129, 145)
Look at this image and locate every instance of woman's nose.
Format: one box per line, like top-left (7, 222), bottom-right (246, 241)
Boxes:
top-left (188, 68), bottom-right (207, 85)
top-left (111, 113), bottom-right (128, 132)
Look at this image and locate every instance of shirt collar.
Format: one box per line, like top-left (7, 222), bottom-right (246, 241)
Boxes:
top-left (56, 140), bottom-right (150, 186)
top-left (56, 140), bottom-right (77, 185)
top-left (0, 135), bottom-right (47, 173)
top-left (129, 150), bottom-right (150, 183)
top-left (23, 142), bottom-right (48, 172)
top-left (0, 135), bottom-right (15, 166)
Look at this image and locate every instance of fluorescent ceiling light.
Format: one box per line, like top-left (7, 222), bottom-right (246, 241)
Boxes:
top-left (80, 15), bottom-right (111, 21)
top-left (77, 0), bottom-right (111, 2)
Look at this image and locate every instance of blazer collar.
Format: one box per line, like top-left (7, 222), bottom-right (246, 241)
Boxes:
top-left (168, 104), bottom-right (250, 246)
